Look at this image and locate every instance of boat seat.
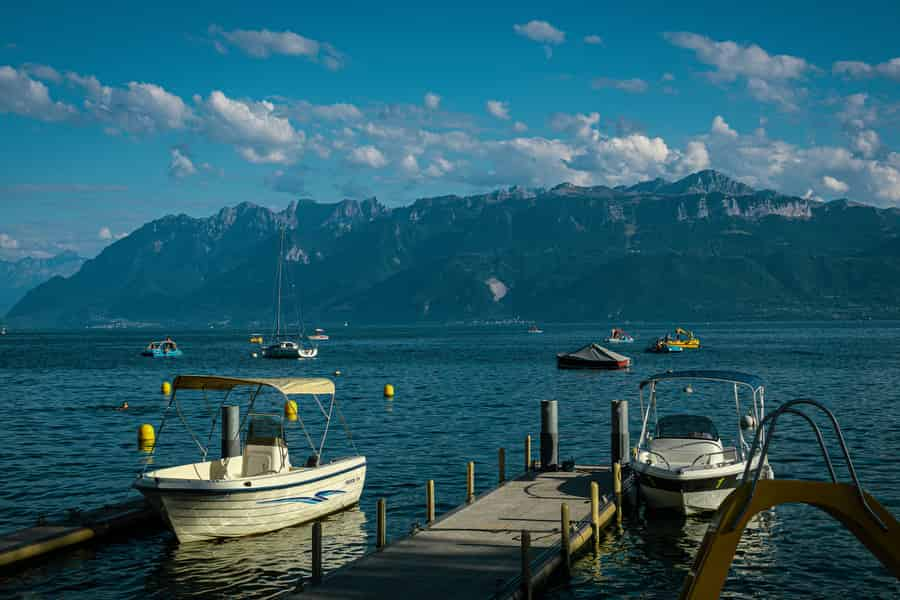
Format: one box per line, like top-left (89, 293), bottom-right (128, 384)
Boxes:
top-left (209, 457), bottom-right (242, 480)
top-left (242, 439), bottom-right (291, 477)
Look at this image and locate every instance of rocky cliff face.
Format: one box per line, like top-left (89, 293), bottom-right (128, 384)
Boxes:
top-left (8, 171), bottom-right (900, 326)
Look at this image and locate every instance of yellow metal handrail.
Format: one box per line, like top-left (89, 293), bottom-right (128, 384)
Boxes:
top-left (678, 480), bottom-right (900, 599)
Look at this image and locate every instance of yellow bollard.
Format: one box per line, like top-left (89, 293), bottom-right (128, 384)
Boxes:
top-left (614, 462), bottom-right (623, 526)
top-left (383, 383), bottom-right (394, 398)
top-left (161, 381), bottom-right (172, 395)
top-left (591, 481), bottom-right (601, 554)
top-left (284, 400), bottom-right (298, 421)
top-left (426, 480), bottom-right (435, 524)
top-left (138, 423), bottom-right (155, 451)
top-left (560, 502), bottom-right (571, 577)
top-left (466, 461), bottom-right (475, 504)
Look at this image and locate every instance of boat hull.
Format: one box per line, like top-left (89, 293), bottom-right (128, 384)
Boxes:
top-left (556, 356), bottom-right (630, 370)
top-left (667, 339), bottom-right (700, 349)
top-left (135, 456), bottom-right (366, 543)
top-left (262, 346), bottom-right (318, 359)
top-left (604, 337), bottom-right (634, 344)
top-left (141, 349), bottom-right (183, 358)
top-left (634, 461), bottom-right (771, 515)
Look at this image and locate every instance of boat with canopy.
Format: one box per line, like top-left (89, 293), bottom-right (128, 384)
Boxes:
top-left (557, 343), bottom-right (631, 369)
top-left (134, 375), bottom-right (365, 543)
top-left (631, 370), bottom-right (773, 515)
top-left (666, 327), bottom-right (700, 349)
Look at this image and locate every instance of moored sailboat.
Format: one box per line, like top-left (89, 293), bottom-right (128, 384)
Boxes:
top-left (262, 228), bottom-right (318, 360)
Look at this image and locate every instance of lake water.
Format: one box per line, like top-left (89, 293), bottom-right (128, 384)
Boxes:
top-left (1, 323), bottom-right (898, 598)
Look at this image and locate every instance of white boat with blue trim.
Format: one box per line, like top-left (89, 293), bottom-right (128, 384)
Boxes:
top-left (134, 375), bottom-right (365, 543)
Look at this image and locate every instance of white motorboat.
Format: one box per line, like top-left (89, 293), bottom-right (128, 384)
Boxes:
top-left (631, 370), bottom-right (773, 515)
top-left (134, 375), bottom-right (365, 542)
top-left (308, 328), bottom-right (329, 341)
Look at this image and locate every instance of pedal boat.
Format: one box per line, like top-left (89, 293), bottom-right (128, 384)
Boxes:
top-left (141, 339), bottom-right (183, 358)
top-left (134, 375), bottom-right (365, 543)
top-left (631, 370), bottom-right (773, 515)
top-left (666, 327), bottom-right (700, 349)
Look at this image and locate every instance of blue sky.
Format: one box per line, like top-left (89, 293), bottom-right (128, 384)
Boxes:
top-left (1, 0), bottom-right (899, 259)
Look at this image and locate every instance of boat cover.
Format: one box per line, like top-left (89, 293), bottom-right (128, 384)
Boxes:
top-left (559, 344), bottom-right (630, 364)
top-left (173, 375), bottom-right (335, 396)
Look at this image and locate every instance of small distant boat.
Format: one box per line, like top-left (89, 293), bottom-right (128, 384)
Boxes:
top-left (249, 334), bottom-right (264, 344)
top-left (646, 338), bottom-right (683, 353)
top-left (0, 326), bottom-right (6, 335)
top-left (666, 327), bottom-right (700, 349)
top-left (308, 328), bottom-right (329, 341)
top-left (528, 325), bottom-right (544, 334)
top-left (557, 344), bottom-right (631, 370)
top-left (604, 328), bottom-right (634, 344)
top-left (142, 339), bottom-right (183, 358)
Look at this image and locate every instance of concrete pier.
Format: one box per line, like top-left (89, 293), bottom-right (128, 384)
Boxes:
top-left (301, 466), bottom-right (617, 599)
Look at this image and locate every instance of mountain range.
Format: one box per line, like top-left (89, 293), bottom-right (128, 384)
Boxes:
top-left (7, 170), bottom-right (900, 327)
top-left (0, 252), bottom-right (85, 318)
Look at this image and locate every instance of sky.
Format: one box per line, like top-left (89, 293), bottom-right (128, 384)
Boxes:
top-left (1, 0), bottom-right (899, 260)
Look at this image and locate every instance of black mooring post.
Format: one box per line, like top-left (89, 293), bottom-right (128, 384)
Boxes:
top-left (540, 400), bottom-right (558, 470)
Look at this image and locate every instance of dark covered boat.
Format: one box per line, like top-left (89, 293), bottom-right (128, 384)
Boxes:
top-left (557, 343), bottom-right (631, 370)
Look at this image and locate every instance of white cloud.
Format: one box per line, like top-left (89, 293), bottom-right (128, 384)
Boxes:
top-left (513, 121), bottom-right (528, 133)
top-left (424, 92), bottom-right (441, 110)
top-left (486, 100), bottom-right (510, 120)
top-left (0, 233), bottom-right (19, 249)
top-left (664, 32), bottom-right (810, 81)
top-left (168, 147), bottom-right (197, 178)
top-left (0, 66), bottom-right (76, 121)
top-left (347, 145), bottom-right (388, 168)
top-left (583, 35), bottom-right (603, 45)
top-left (550, 112), bottom-right (600, 141)
top-left (98, 227), bottom-right (112, 240)
top-left (568, 134), bottom-right (671, 184)
top-left (209, 25), bottom-right (345, 70)
top-left (664, 32), bottom-right (810, 110)
top-left (822, 175), bottom-right (849, 193)
top-left (833, 57), bottom-right (900, 82)
top-left (852, 129), bottom-right (880, 159)
top-left (200, 90), bottom-right (304, 163)
top-left (591, 77), bottom-right (648, 93)
top-left (676, 141), bottom-right (711, 175)
top-left (711, 115), bottom-right (738, 137)
top-left (312, 103), bottom-right (362, 121)
top-left (424, 157), bottom-right (456, 178)
top-left (513, 20), bottom-right (565, 44)
top-left (400, 153), bottom-right (419, 174)
top-left (67, 73), bottom-right (192, 133)
top-left (23, 63), bottom-right (62, 83)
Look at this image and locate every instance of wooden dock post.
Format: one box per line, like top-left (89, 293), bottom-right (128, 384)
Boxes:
top-left (525, 435), bottom-right (532, 472)
top-left (613, 462), bottom-right (623, 526)
top-left (520, 530), bottom-right (532, 599)
top-left (376, 498), bottom-right (386, 549)
top-left (466, 461), bottom-right (475, 504)
top-left (426, 480), bottom-right (435, 524)
top-left (590, 481), bottom-right (601, 555)
top-left (498, 448), bottom-right (506, 484)
top-left (560, 502), bottom-right (571, 578)
top-left (312, 521), bottom-right (323, 584)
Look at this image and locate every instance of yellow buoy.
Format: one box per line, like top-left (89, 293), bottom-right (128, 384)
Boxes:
top-left (285, 399), bottom-right (298, 421)
top-left (161, 381), bottom-right (172, 395)
top-left (383, 383), bottom-right (395, 398)
top-left (138, 423), bottom-right (155, 451)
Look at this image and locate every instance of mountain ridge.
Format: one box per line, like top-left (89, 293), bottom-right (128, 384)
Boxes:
top-left (8, 170), bottom-right (900, 326)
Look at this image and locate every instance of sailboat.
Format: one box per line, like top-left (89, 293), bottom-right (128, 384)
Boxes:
top-left (262, 228), bottom-right (318, 360)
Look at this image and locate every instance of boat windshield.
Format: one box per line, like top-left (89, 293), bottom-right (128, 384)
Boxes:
top-left (247, 414), bottom-right (284, 445)
top-left (655, 414), bottom-right (718, 441)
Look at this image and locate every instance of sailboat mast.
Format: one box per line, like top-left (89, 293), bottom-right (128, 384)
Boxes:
top-left (274, 227), bottom-right (285, 339)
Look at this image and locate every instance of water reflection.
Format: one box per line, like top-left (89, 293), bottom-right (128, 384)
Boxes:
top-left (143, 508), bottom-right (367, 598)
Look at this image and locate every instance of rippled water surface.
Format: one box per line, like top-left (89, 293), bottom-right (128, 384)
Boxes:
top-left (0, 323), bottom-right (898, 599)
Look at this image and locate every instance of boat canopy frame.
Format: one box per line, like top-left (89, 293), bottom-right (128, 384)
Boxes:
top-left (637, 370), bottom-right (766, 462)
top-left (142, 375), bottom-right (358, 474)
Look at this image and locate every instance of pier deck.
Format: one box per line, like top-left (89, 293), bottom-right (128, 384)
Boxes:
top-left (303, 466), bottom-right (616, 599)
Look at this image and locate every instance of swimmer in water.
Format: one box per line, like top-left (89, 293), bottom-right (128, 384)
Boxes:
top-left (117, 401), bottom-right (129, 410)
